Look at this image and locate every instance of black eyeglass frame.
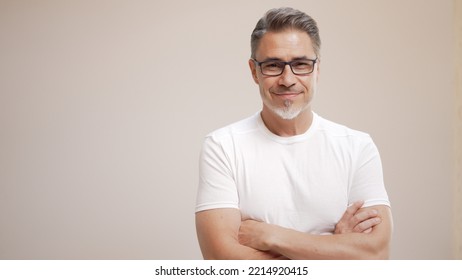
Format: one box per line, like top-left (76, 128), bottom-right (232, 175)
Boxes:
top-left (252, 57), bottom-right (318, 76)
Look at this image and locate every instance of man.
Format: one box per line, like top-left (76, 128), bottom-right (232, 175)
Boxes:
top-left (195, 7), bottom-right (392, 259)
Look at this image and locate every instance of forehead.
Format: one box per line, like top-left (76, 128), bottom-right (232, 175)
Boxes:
top-left (255, 29), bottom-right (316, 60)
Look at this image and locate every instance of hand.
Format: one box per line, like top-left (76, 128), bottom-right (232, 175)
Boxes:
top-left (238, 220), bottom-right (289, 259)
top-left (238, 219), bottom-right (275, 252)
top-left (334, 201), bottom-right (382, 234)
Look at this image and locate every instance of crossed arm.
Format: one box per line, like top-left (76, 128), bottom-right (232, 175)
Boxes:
top-left (196, 201), bottom-right (392, 260)
top-left (196, 207), bottom-right (284, 259)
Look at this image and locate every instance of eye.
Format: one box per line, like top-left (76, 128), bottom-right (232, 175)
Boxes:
top-left (292, 61), bottom-right (311, 69)
top-left (263, 62), bottom-right (283, 69)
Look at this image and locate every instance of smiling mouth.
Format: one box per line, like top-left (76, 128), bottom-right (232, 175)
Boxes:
top-left (272, 92), bottom-right (301, 98)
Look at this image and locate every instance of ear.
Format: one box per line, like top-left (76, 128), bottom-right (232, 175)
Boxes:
top-left (315, 59), bottom-right (321, 83)
top-left (248, 59), bottom-right (259, 84)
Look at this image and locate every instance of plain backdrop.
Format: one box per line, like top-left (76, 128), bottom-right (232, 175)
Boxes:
top-left (0, 0), bottom-right (458, 259)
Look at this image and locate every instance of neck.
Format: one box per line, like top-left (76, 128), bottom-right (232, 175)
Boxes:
top-left (260, 106), bottom-right (313, 137)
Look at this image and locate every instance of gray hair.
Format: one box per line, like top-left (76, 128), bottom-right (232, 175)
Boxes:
top-left (250, 7), bottom-right (321, 59)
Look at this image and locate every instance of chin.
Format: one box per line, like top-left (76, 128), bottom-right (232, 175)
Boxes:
top-left (271, 105), bottom-right (308, 120)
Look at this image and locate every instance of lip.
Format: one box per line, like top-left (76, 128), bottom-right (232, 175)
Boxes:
top-left (271, 92), bottom-right (302, 98)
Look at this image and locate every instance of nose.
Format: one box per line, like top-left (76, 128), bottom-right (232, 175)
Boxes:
top-left (278, 64), bottom-right (297, 87)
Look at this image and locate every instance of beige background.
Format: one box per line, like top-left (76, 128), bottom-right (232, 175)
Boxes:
top-left (455, 0), bottom-right (462, 258)
top-left (0, 0), bottom-right (460, 259)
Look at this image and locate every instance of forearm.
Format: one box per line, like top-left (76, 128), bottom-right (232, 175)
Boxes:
top-left (239, 205), bottom-right (392, 260)
top-left (196, 208), bottom-right (285, 260)
top-left (268, 227), bottom-right (389, 260)
top-left (201, 241), bottom-right (283, 260)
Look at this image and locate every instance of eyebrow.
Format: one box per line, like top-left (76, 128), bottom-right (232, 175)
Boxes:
top-left (261, 56), bottom-right (312, 62)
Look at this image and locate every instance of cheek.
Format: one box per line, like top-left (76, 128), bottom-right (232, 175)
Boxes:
top-left (302, 78), bottom-right (316, 92)
top-left (258, 78), bottom-right (275, 93)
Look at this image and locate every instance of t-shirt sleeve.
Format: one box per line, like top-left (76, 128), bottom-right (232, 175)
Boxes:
top-left (348, 137), bottom-right (391, 208)
top-left (195, 135), bottom-right (239, 213)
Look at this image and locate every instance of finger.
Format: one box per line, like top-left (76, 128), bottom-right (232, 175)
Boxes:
top-left (353, 217), bottom-right (382, 233)
top-left (351, 208), bottom-right (379, 225)
top-left (334, 201), bottom-right (365, 234)
top-left (345, 200), bottom-right (364, 216)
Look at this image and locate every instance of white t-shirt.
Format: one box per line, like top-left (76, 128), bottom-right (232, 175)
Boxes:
top-left (195, 112), bottom-right (390, 235)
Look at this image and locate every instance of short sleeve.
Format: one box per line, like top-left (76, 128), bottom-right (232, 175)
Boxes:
top-left (195, 135), bottom-right (239, 212)
top-left (348, 137), bottom-right (390, 208)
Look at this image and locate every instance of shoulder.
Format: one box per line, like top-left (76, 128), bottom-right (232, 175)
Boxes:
top-left (315, 113), bottom-right (372, 141)
top-left (200, 113), bottom-right (261, 166)
top-left (205, 113), bottom-right (261, 142)
top-left (313, 114), bottom-right (377, 155)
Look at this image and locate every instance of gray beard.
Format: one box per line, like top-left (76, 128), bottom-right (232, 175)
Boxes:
top-left (268, 99), bottom-right (307, 120)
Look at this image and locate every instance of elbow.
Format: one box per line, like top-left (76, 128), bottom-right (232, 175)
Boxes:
top-left (200, 250), bottom-right (217, 260)
top-left (200, 247), bottom-right (240, 260)
top-left (202, 254), bottom-right (221, 260)
top-left (198, 245), bottom-right (229, 260)
top-left (198, 243), bottom-right (239, 260)
top-left (374, 245), bottom-right (390, 260)
top-left (359, 240), bottom-right (390, 260)
top-left (365, 248), bottom-right (389, 260)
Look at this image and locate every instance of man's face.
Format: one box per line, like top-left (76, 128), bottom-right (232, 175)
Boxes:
top-left (249, 29), bottom-right (319, 120)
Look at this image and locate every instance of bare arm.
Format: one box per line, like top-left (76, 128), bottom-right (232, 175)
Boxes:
top-left (196, 201), bottom-right (382, 259)
top-left (239, 205), bottom-right (393, 260)
top-left (195, 208), bottom-right (285, 259)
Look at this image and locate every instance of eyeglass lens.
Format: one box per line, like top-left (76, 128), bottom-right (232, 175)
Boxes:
top-left (261, 60), bottom-right (315, 76)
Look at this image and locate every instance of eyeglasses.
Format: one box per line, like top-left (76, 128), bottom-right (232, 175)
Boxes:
top-left (252, 58), bottom-right (318, 76)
